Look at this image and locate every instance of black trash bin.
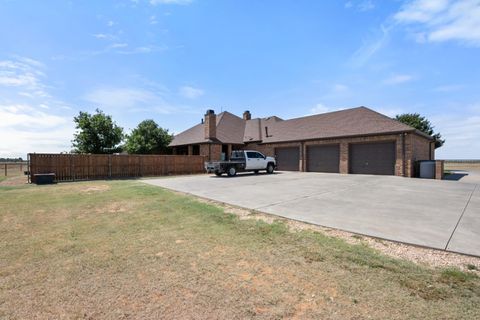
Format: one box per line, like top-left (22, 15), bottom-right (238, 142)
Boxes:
top-left (34, 173), bottom-right (56, 184)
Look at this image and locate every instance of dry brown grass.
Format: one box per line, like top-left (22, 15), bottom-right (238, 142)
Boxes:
top-left (1, 181), bottom-right (479, 319)
top-left (444, 162), bottom-right (480, 170)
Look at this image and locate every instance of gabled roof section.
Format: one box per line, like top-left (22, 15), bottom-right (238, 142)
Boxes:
top-left (216, 111), bottom-right (246, 144)
top-left (169, 111), bottom-right (245, 146)
top-left (243, 118), bottom-right (261, 142)
top-left (259, 107), bottom-right (421, 143)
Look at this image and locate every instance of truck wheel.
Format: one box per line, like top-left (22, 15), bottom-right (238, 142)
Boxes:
top-left (215, 171), bottom-right (222, 176)
top-left (266, 163), bottom-right (274, 174)
top-left (227, 166), bottom-right (237, 177)
top-left (254, 170), bottom-right (259, 174)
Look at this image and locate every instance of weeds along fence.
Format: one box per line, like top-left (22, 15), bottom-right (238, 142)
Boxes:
top-left (28, 153), bottom-right (206, 183)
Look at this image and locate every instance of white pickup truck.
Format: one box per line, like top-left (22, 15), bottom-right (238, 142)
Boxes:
top-left (205, 150), bottom-right (276, 177)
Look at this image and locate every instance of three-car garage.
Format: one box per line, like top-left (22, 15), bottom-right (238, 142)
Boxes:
top-left (275, 142), bottom-right (397, 175)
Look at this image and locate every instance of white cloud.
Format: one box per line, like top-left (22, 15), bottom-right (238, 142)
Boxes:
top-left (0, 104), bottom-right (74, 158)
top-left (358, 0), bottom-right (375, 11)
top-left (433, 108), bottom-right (480, 159)
top-left (345, 0), bottom-right (375, 12)
top-left (433, 84), bottom-right (464, 92)
top-left (107, 20), bottom-right (115, 27)
top-left (309, 103), bottom-right (351, 115)
top-left (92, 33), bottom-right (120, 42)
top-left (310, 103), bottom-right (332, 114)
top-left (179, 85), bottom-right (204, 99)
top-left (84, 87), bottom-right (175, 114)
top-left (394, 0), bottom-right (480, 46)
top-left (111, 43), bottom-right (128, 48)
top-left (383, 74), bottom-right (414, 85)
top-left (0, 58), bottom-right (49, 98)
top-left (349, 24), bottom-right (391, 67)
top-left (150, 0), bottom-right (193, 5)
top-left (93, 33), bottom-right (106, 39)
top-left (0, 56), bottom-right (76, 158)
top-left (374, 107), bottom-right (404, 118)
top-left (0, 104), bottom-right (67, 128)
top-left (150, 15), bottom-right (158, 25)
top-left (114, 45), bottom-right (167, 55)
top-left (0, 60), bottom-right (43, 82)
top-left (332, 84), bottom-right (349, 92)
top-left (310, 104), bottom-right (398, 117)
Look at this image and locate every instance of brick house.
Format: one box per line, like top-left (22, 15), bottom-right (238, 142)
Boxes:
top-left (169, 107), bottom-right (435, 177)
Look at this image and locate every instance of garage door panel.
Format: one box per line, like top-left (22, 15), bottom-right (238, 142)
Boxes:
top-left (275, 147), bottom-right (299, 171)
top-left (349, 142), bottom-right (396, 175)
top-left (307, 145), bottom-right (340, 173)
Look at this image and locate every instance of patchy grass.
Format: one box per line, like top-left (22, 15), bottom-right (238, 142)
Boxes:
top-left (468, 264), bottom-right (478, 271)
top-left (0, 181), bottom-right (479, 319)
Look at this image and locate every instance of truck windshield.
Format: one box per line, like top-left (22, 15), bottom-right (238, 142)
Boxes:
top-left (231, 151), bottom-right (245, 159)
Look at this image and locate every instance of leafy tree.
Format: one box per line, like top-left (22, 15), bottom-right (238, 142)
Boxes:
top-left (124, 119), bottom-right (173, 154)
top-left (395, 113), bottom-right (445, 148)
top-left (72, 109), bottom-right (124, 154)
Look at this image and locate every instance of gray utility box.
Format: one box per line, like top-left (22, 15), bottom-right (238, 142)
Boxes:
top-left (419, 161), bottom-right (435, 179)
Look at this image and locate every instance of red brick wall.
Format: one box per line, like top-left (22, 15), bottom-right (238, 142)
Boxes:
top-left (204, 112), bottom-right (216, 140)
top-left (199, 143), bottom-right (222, 161)
top-left (407, 133), bottom-right (434, 177)
top-left (411, 133), bottom-right (432, 161)
top-left (435, 160), bottom-right (444, 180)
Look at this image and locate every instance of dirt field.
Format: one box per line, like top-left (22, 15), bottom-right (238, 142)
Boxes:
top-left (444, 161), bottom-right (480, 171)
top-left (1, 179), bottom-right (479, 319)
top-left (0, 162), bottom-right (27, 178)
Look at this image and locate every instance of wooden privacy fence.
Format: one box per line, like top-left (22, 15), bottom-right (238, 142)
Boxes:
top-left (28, 153), bottom-right (206, 183)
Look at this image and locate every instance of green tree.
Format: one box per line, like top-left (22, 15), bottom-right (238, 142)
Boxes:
top-left (72, 109), bottom-right (124, 154)
top-left (395, 113), bottom-right (445, 148)
top-left (124, 119), bottom-right (173, 154)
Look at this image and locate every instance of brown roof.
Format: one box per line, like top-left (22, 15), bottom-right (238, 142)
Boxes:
top-left (170, 111), bottom-right (245, 146)
top-left (260, 107), bottom-right (422, 143)
top-left (169, 106), bottom-right (431, 147)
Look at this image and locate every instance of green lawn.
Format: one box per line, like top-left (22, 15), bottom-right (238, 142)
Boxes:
top-left (0, 180), bottom-right (479, 319)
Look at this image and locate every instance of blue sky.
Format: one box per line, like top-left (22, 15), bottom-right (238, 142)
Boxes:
top-left (0, 0), bottom-right (479, 159)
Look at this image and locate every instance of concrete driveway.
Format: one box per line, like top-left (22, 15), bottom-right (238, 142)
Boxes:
top-left (143, 172), bottom-right (480, 257)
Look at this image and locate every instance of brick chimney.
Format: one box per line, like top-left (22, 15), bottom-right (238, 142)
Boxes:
top-left (243, 110), bottom-right (251, 120)
top-left (204, 109), bottom-right (216, 140)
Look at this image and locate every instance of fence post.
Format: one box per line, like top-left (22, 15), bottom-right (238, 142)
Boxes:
top-left (109, 155), bottom-right (112, 179)
top-left (27, 154), bottom-right (31, 184)
top-left (4, 163), bottom-right (6, 176)
top-left (72, 155), bottom-right (76, 182)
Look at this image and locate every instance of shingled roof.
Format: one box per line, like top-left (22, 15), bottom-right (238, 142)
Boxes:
top-left (169, 106), bottom-right (431, 147)
top-left (170, 111), bottom-right (245, 146)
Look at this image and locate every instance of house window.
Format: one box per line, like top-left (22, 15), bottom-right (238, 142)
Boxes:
top-left (192, 145), bottom-right (200, 155)
top-left (176, 146), bottom-right (188, 155)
